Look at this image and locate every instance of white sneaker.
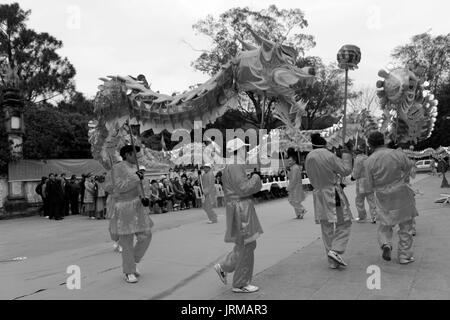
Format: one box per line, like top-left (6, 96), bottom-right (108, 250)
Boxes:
top-left (214, 264), bottom-right (227, 285)
top-left (399, 257), bottom-right (415, 265)
top-left (232, 284), bottom-right (259, 293)
top-left (124, 273), bottom-right (138, 283)
top-left (328, 250), bottom-right (347, 267)
top-left (113, 242), bottom-right (122, 253)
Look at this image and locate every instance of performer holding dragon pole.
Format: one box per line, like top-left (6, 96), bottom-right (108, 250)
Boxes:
top-left (101, 144), bottom-right (153, 284)
top-left (365, 131), bottom-right (418, 264)
top-left (305, 133), bottom-right (354, 269)
top-left (286, 148), bottom-right (307, 219)
top-left (214, 138), bottom-right (263, 293)
top-left (352, 147), bottom-right (377, 224)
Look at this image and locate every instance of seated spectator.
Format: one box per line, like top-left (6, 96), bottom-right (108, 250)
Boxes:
top-left (190, 168), bottom-right (198, 182)
top-left (193, 180), bottom-right (204, 208)
top-left (279, 170), bottom-right (286, 181)
top-left (162, 178), bottom-right (175, 205)
top-left (215, 180), bottom-right (224, 208)
top-left (173, 176), bottom-right (187, 210)
top-left (182, 177), bottom-right (195, 209)
top-left (149, 180), bottom-right (167, 213)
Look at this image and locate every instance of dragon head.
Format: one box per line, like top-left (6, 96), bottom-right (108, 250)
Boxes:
top-left (376, 65), bottom-right (438, 144)
top-left (234, 26), bottom-right (315, 104)
top-left (376, 67), bottom-right (418, 112)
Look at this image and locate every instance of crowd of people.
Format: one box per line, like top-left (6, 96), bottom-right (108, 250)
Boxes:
top-left (34, 166), bottom-right (295, 221)
top-left (35, 172), bottom-right (108, 220)
top-left (144, 166), bottom-right (292, 214)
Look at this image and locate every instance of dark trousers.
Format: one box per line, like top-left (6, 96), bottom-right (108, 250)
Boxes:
top-left (70, 196), bottom-right (79, 215)
top-left (42, 197), bottom-right (50, 216)
top-left (63, 197), bottom-right (70, 216)
top-left (175, 193), bottom-right (188, 208)
top-left (49, 201), bottom-right (63, 219)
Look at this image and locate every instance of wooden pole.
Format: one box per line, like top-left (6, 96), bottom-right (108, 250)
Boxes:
top-left (342, 68), bottom-right (349, 147)
top-left (126, 119), bottom-right (148, 204)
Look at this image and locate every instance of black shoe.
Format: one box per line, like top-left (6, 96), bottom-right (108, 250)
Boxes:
top-left (382, 245), bottom-right (392, 261)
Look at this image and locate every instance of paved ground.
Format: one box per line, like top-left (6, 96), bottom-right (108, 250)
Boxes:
top-left (216, 175), bottom-right (450, 300)
top-left (0, 188), bottom-right (321, 300)
top-left (1, 173), bottom-right (445, 300)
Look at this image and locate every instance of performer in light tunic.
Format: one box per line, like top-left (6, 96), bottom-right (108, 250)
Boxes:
top-left (305, 134), bottom-right (353, 269)
top-left (200, 163), bottom-right (218, 224)
top-left (286, 148), bottom-right (307, 219)
top-left (214, 138), bottom-right (263, 293)
top-left (102, 145), bottom-right (153, 283)
top-left (352, 148), bottom-right (377, 223)
top-left (364, 132), bottom-right (418, 264)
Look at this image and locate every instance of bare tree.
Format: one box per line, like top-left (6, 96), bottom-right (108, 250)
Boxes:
top-left (348, 86), bottom-right (380, 116)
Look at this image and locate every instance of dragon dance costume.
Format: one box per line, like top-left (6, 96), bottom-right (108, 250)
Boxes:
top-left (200, 167), bottom-right (218, 223)
top-left (215, 146), bottom-right (263, 292)
top-left (287, 163), bottom-right (306, 219)
top-left (305, 143), bottom-right (353, 268)
top-left (102, 160), bottom-right (153, 278)
top-left (365, 146), bottom-right (418, 263)
top-left (352, 153), bottom-right (377, 222)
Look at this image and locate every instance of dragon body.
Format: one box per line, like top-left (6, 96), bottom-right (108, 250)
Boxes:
top-left (90, 29), bottom-right (315, 168)
top-left (90, 29), bottom-right (438, 168)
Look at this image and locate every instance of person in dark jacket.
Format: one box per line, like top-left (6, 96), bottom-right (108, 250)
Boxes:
top-left (60, 173), bottom-right (70, 216)
top-left (46, 173), bottom-right (65, 220)
top-left (68, 175), bottom-right (80, 215)
top-left (173, 176), bottom-right (187, 210)
top-left (36, 177), bottom-right (49, 217)
top-left (182, 177), bottom-right (195, 209)
top-left (79, 174), bottom-right (87, 215)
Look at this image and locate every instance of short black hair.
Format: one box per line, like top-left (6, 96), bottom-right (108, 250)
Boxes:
top-left (120, 145), bottom-right (140, 159)
top-left (311, 133), bottom-right (326, 148)
top-left (368, 131), bottom-right (385, 148)
top-left (287, 148), bottom-right (299, 165)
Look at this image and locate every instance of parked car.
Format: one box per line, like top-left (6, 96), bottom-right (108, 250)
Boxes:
top-left (415, 159), bottom-right (434, 172)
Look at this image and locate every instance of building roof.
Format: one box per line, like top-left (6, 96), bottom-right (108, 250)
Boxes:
top-left (8, 159), bottom-right (105, 182)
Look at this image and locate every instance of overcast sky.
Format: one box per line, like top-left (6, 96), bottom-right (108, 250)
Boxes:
top-left (6, 0), bottom-right (450, 98)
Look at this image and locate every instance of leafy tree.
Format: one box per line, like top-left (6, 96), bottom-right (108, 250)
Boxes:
top-left (295, 57), bottom-right (355, 130)
top-left (0, 2), bottom-right (76, 102)
top-left (0, 111), bottom-right (13, 174)
top-left (191, 5), bottom-right (315, 130)
top-left (392, 32), bottom-right (450, 92)
top-left (416, 80), bottom-right (450, 149)
top-left (58, 91), bottom-right (94, 116)
top-left (22, 102), bottom-right (92, 159)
